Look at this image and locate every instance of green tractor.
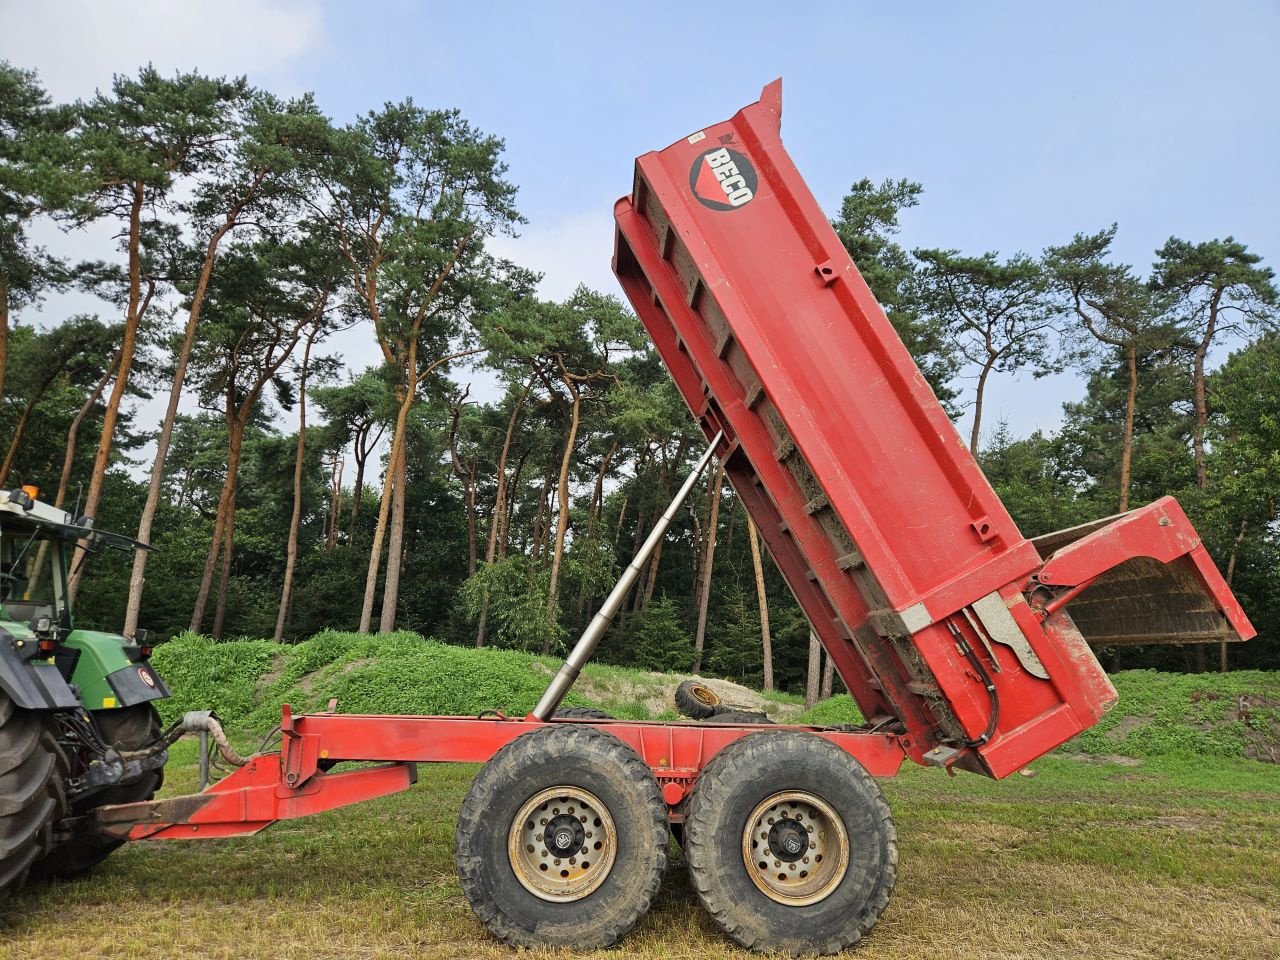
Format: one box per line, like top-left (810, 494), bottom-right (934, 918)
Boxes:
top-left (0, 486), bottom-right (169, 896)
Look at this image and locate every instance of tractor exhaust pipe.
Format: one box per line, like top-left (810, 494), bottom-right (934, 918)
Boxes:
top-left (532, 431), bottom-right (724, 721)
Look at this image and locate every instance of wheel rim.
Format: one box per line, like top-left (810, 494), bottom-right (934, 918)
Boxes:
top-left (741, 790), bottom-right (850, 906)
top-left (692, 685), bottom-right (719, 707)
top-left (508, 785), bottom-right (617, 902)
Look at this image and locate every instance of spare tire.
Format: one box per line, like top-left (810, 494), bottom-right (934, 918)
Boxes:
top-left (674, 680), bottom-right (722, 720)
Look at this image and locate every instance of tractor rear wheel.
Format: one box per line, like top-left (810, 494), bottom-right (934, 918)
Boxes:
top-left (0, 692), bottom-right (65, 898)
top-left (33, 703), bottom-right (164, 880)
top-left (455, 724), bottom-right (667, 950)
top-left (684, 731), bottom-right (897, 956)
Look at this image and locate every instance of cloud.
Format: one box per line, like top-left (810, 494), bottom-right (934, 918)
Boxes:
top-left (488, 209), bottom-right (624, 303)
top-left (0, 0), bottom-right (326, 100)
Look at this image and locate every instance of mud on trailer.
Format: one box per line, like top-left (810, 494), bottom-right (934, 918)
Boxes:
top-left (0, 83), bottom-right (1255, 956)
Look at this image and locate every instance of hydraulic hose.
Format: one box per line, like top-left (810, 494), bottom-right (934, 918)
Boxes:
top-left (120, 711), bottom-right (248, 767)
top-left (945, 620), bottom-right (1001, 748)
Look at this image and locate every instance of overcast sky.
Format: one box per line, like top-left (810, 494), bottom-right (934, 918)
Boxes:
top-left (2, 0), bottom-right (1277, 443)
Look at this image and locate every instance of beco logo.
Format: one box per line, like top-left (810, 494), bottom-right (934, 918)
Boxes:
top-left (690, 146), bottom-right (757, 211)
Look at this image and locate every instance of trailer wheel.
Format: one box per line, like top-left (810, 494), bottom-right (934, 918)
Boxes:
top-left (33, 704), bottom-right (163, 880)
top-left (553, 707), bottom-right (614, 720)
top-left (455, 724), bottom-right (667, 950)
top-left (684, 731), bottom-right (897, 956)
top-left (675, 679), bottom-right (722, 719)
top-left (0, 693), bottom-right (65, 898)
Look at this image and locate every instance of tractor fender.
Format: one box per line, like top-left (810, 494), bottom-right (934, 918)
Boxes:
top-left (65, 630), bottom-right (170, 710)
top-left (0, 625), bottom-right (81, 710)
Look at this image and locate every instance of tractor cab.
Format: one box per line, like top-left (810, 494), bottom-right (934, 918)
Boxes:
top-left (0, 492), bottom-right (75, 633)
top-left (0, 486), bottom-right (148, 634)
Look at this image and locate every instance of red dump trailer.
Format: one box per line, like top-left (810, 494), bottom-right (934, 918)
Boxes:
top-left (91, 82), bottom-right (1254, 956)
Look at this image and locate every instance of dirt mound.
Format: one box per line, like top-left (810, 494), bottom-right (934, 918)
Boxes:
top-left (570, 671), bottom-right (802, 721)
top-left (1196, 692), bottom-right (1280, 764)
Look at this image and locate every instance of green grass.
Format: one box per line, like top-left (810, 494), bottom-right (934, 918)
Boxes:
top-left (7, 636), bottom-right (1275, 958)
top-left (3, 746), bottom-right (1277, 959)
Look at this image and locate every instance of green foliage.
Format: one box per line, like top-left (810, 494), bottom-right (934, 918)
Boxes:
top-left (979, 424), bottom-right (1094, 537)
top-left (625, 597), bottom-right (692, 673)
top-left (4, 58), bottom-right (1279, 679)
top-left (458, 557), bottom-right (564, 652)
top-left (793, 694), bottom-right (864, 726)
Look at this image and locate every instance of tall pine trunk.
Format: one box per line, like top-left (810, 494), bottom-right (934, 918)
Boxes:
top-left (691, 460), bottom-right (724, 674)
top-left (747, 515), bottom-right (773, 690)
top-left (805, 631), bottom-right (822, 708)
top-left (55, 354), bottom-right (118, 510)
top-left (475, 379), bottom-right (531, 646)
top-left (348, 425), bottom-right (369, 537)
top-left (1190, 291), bottom-right (1221, 491)
top-left (211, 488), bottom-right (237, 638)
top-left (379, 447), bottom-right (408, 633)
top-left (69, 181), bottom-right (146, 603)
top-left (325, 457), bottom-right (343, 551)
top-left (125, 218), bottom-right (237, 635)
top-left (1118, 343), bottom-right (1138, 512)
top-left (25, 357), bottom-right (120, 598)
top-left (544, 385), bottom-right (582, 653)
top-left (189, 418), bottom-right (246, 632)
top-left (274, 329), bottom-right (317, 641)
top-left (0, 364), bottom-right (63, 487)
top-left (969, 356), bottom-right (996, 455)
top-left (360, 385), bottom-right (414, 633)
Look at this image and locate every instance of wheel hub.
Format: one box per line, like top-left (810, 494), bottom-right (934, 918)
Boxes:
top-left (507, 786), bottom-right (617, 903)
top-left (741, 790), bottom-right (851, 906)
top-left (545, 814), bottom-right (585, 856)
top-left (768, 819), bottom-right (809, 861)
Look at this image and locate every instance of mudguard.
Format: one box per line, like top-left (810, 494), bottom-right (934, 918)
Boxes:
top-left (0, 625), bottom-right (81, 710)
top-left (67, 630), bottom-right (170, 710)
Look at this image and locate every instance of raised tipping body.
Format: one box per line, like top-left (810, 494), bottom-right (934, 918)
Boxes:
top-left (611, 79), bottom-right (1254, 778)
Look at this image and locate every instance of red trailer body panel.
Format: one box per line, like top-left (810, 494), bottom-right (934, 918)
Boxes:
top-left (612, 80), bottom-right (1254, 777)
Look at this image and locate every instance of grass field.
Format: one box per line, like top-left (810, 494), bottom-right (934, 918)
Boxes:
top-left (3, 636), bottom-right (1278, 958)
top-left (3, 741), bottom-right (1277, 960)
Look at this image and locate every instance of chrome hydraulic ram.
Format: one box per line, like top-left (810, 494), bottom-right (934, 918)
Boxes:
top-left (531, 431), bottom-right (724, 720)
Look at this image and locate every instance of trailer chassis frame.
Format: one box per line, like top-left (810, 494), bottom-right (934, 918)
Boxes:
top-left (97, 710), bottom-right (907, 841)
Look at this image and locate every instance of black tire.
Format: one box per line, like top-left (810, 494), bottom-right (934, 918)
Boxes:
top-left (0, 692), bottom-right (65, 898)
top-left (684, 731), bottom-right (897, 956)
top-left (675, 679), bottom-right (722, 719)
top-left (33, 704), bottom-right (164, 880)
top-left (455, 724), bottom-right (667, 950)
top-left (707, 709), bottom-right (773, 724)
top-left (553, 707), bottom-right (614, 720)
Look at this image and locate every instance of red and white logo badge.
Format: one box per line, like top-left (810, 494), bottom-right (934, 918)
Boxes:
top-left (138, 667), bottom-right (156, 688)
top-left (689, 146), bottom-right (758, 211)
